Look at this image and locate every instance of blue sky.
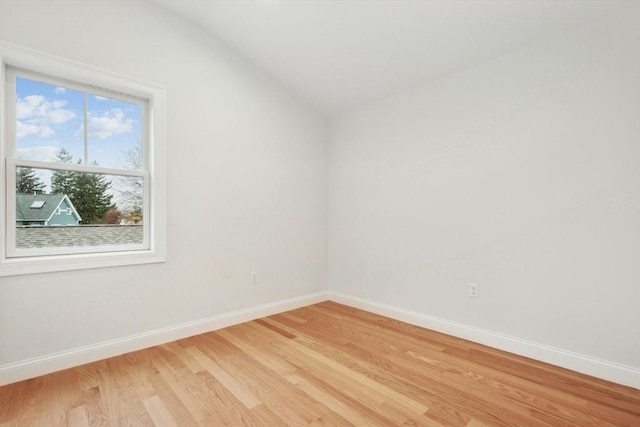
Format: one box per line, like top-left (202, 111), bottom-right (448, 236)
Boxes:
top-left (15, 76), bottom-right (142, 202)
top-left (16, 76), bottom-right (142, 169)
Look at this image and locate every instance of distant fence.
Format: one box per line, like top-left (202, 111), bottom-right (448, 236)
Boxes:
top-left (16, 225), bottom-right (143, 248)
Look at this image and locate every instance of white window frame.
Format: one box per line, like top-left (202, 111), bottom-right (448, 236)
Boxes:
top-left (0, 42), bottom-right (166, 276)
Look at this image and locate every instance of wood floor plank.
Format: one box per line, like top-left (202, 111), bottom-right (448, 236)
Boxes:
top-left (146, 373), bottom-right (200, 427)
top-left (239, 321), bottom-right (441, 425)
top-left (67, 405), bottom-right (90, 427)
top-left (142, 395), bottom-right (178, 427)
top-left (184, 346), bottom-right (261, 409)
top-left (151, 346), bottom-right (215, 421)
top-left (195, 370), bottom-right (263, 427)
top-left (248, 404), bottom-right (288, 427)
top-left (1, 302), bottom-right (638, 426)
top-left (163, 341), bottom-right (206, 374)
top-left (263, 317), bottom-right (530, 426)
top-left (103, 357), bottom-right (155, 427)
top-left (320, 301), bottom-right (637, 410)
top-left (197, 331), bottom-right (351, 426)
top-left (192, 333), bottom-right (315, 426)
top-left (80, 386), bottom-right (110, 427)
top-left (117, 349), bottom-right (161, 400)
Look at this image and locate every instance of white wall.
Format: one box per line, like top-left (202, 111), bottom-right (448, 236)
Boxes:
top-left (0, 0), bottom-right (327, 370)
top-left (328, 9), bottom-right (640, 372)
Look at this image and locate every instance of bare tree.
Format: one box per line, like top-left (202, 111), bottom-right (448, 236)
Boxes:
top-left (115, 145), bottom-right (144, 218)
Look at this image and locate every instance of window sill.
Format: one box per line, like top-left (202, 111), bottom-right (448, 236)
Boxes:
top-left (0, 248), bottom-right (166, 276)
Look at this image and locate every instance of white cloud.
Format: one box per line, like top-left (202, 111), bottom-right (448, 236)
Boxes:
top-left (47, 108), bottom-right (75, 125)
top-left (79, 108), bottom-right (134, 139)
top-left (16, 95), bottom-right (46, 120)
top-left (38, 126), bottom-right (55, 138)
top-left (16, 94), bottom-right (76, 139)
top-left (16, 121), bottom-right (40, 139)
top-left (55, 87), bottom-right (67, 94)
top-left (94, 95), bottom-right (110, 101)
top-left (16, 121), bottom-right (54, 139)
top-left (17, 146), bottom-right (59, 162)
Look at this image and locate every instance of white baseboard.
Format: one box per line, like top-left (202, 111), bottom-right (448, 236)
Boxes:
top-left (0, 291), bottom-right (328, 386)
top-left (3, 290), bottom-right (637, 389)
top-left (328, 291), bottom-right (640, 389)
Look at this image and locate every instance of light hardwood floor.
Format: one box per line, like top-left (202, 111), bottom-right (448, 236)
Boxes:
top-left (1, 301), bottom-right (638, 426)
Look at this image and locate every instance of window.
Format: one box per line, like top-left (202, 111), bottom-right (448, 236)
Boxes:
top-left (1, 43), bottom-right (166, 276)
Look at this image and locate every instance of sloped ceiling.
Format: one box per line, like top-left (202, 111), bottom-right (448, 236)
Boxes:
top-left (152, 0), bottom-right (636, 117)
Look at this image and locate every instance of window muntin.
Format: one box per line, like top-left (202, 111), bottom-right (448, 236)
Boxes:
top-left (1, 43), bottom-right (165, 276)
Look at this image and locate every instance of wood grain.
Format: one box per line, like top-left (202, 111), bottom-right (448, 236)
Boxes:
top-left (1, 301), bottom-right (638, 426)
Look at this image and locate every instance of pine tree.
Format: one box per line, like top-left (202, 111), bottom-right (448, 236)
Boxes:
top-left (50, 148), bottom-right (114, 224)
top-left (16, 167), bottom-right (45, 194)
top-left (69, 163), bottom-right (113, 224)
top-left (50, 148), bottom-right (75, 195)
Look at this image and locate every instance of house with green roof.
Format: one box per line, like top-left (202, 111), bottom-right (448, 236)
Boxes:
top-left (16, 193), bottom-right (81, 226)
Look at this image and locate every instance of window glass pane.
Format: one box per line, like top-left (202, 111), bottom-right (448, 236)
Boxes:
top-left (16, 77), bottom-right (85, 164)
top-left (87, 94), bottom-right (142, 169)
top-left (15, 167), bottom-right (144, 249)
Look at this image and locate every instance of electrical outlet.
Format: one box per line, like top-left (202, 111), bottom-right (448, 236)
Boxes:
top-left (469, 283), bottom-right (479, 298)
top-left (251, 272), bottom-right (258, 284)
